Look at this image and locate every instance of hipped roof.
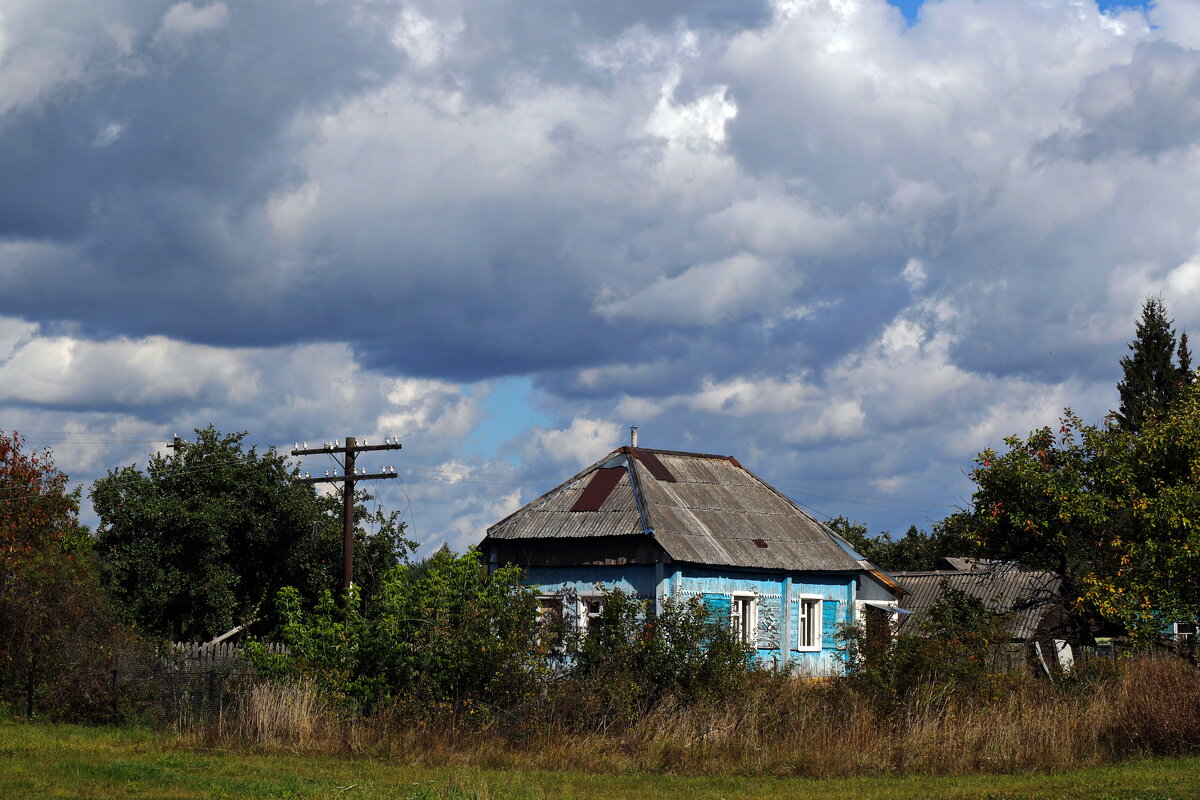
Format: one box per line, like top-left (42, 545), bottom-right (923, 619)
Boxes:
top-left (485, 447), bottom-right (867, 573)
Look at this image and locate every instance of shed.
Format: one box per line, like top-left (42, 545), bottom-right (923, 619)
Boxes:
top-left (891, 563), bottom-right (1076, 671)
top-left (482, 444), bottom-right (904, 673)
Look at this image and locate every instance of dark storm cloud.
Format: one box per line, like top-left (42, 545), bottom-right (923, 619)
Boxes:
top-left (0, 1), bottom-right (400, 236)
top-left (0, 0), bottom-right (777, 375)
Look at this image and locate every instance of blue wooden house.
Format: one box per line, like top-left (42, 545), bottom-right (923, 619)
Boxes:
top-left (481, 442), bottom-right (905, 673)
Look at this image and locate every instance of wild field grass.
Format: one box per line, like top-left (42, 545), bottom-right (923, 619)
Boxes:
top-left (188, 654), bottom-right (1200, 780)
top-left (1, 721), bottom-right (1198, 799)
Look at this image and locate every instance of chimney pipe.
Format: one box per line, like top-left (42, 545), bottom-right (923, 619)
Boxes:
top-left (630, 426), bottom-right (639, 448)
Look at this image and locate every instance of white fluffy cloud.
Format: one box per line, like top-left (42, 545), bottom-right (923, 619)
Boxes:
top-left (523, 417), bottom-right (624, 468)
top-left (2, 0), bottom-right (1194, 546)
top-left (158, 2), bottom-right (228, 38)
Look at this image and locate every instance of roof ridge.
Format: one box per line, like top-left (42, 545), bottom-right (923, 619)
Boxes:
top-left (618, 446), bottom-right (738, 461)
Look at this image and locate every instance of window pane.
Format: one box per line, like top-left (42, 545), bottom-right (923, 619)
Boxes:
top-left (733, 597), bottom-right (754, 644)
top-left (538, 598), bottom-right (563, 624)
top-left (799, 599), bottom-right (819, 648)
top-left (583, 598), bottom-right (603, 635)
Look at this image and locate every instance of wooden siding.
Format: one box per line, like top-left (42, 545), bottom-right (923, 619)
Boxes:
top-left (522, 563), bottom-right (855, 674)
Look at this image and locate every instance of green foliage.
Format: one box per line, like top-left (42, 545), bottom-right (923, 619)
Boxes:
top-left (0, 430), bottom-right (130, 720)
top-left (1116, 297), bottom-right (1192, 433)
top-left (249, 547), bottom-right (543, 714)
top-left (1084, 383), bottom-right (1200, 637)
top-left (92, 425), bottom-right (413, 641)
top-left (828, 517), bottom-right (973, 571)
top-left (251, 558), bottom-right (755, 721)
top-left (569, 589), bottom-right (754, 719)
top-left (884, 301), bottom-right (1200, 644)
top-left (842, 586), bottom-right (1013, 702)
top-left (948, 414), bottom-right (1105, 575)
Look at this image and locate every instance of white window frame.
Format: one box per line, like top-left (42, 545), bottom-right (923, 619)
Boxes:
top-left (854, 599), bottom-right (901, 642)
top-left (796, 595), bottom-right (823, 652)
top-left (731, 592), bottom-right (758, 646)
top-left (579, 595), bottom-right (604, 634)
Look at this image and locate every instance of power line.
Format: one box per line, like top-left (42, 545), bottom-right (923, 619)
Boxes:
top-left (0, 455), bottom-right (288, 504)
top-left (779, 488), bottom-right (950, 514)
top-left (777, 483), bottom-right (954, 510)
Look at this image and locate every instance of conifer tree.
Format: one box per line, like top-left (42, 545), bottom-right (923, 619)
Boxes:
top-left (1115, 297), bottom-right (1187, 433)
top-left (1179, 332), bottom-right (1193, 383)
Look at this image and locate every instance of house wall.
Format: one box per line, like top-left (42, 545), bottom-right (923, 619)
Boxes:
top-left (857, 573), bottom-right (898, 601)
top-left (523, 564), bottom-right (660, 599)
top-left (523, 564), bottom-right (855, 674)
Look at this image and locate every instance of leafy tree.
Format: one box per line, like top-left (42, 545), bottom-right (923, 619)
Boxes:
top-left (0, 431), bottom-right (128, 719)
top-left (950, 392), bottom-right (1200, 642)
top-left (828, 517), bottom-right (972, 572)
top-left (92, 425), bottom-right (413, 641)
top-left (1085, 384), bottom-right (1200, 637)
top-left (942, 413), bottom-right (1108, 641)
top-left (1116, 297), bottom-right (1191, 433)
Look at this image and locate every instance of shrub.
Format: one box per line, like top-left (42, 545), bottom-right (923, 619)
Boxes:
top-left (514, 589), bottom-right (755, 732)
top-left (841, 586), bottom-right (1015, 705)
top-left (0, 430), bottom-right (133, 721)
top-left (247, 546), bottom-right (543, 715)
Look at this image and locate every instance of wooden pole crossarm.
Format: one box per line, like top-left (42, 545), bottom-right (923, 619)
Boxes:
top-left (291, 443), bottom-right (402, 456)
top-left (295, 473), bottom-right (398, 485)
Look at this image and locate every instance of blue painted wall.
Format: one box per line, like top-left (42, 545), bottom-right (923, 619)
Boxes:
top-left (524, 564), bottom-right (856, 674)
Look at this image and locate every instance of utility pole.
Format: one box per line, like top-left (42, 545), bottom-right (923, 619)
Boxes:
top-left (291, 436), bottom-right (402, 602)
top-left (167, 434), bottom-right (184, 452)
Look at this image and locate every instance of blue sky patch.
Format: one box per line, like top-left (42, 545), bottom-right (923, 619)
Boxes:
top-left (466, 377), bottom-right (551, 459)
top-left (888, 0), bottom-right (1151, 25)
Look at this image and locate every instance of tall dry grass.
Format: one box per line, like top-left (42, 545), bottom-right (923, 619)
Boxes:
top-left (185, 654), bottom-right (1200, 777)
top-left (205, 679), bottom-right (339, 751)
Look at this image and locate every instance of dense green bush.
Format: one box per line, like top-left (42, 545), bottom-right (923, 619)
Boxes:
top-left (574, 590), bottom-right (753, 698)
top-left (246, 546), bottom-right (543, 715)
top-left (841, 586), bottom-right (1015, 704)
top-left (249, 562), bottom-right (755, 725)
top-left (559, 589), bottom-right (754, 727)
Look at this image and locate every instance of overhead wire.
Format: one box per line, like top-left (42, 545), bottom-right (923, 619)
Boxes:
top-left (0, 455), bottom-right (286, 504)
top-left (777, 483), bottom-right (955, 510)
top-left (1, 433), bottom-right (958, 523)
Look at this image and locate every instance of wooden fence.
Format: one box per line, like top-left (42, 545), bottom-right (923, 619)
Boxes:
top-left (169, 641), bottom-right (289, 669)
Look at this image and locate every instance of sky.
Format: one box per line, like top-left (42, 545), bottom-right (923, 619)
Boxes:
top-left (2, 0), bottom-right (1198, 554)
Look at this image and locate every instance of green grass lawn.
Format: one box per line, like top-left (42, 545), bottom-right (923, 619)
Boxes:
top-left (1, 722), bottom-right (1198, 800)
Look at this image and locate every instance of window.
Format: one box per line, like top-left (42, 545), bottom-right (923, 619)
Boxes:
top-left (732, 594), bottom-right (757, 645)
top-left (537, 597), bottom-right (564, 626)
top-left (536, 596), bottom-right (566, 651)
top-left (581, 597), bottom-right (604, 634)
top-left (797, 597), bottom-right (822, 651)
top-left (855, 600), bottom-right (899, 645)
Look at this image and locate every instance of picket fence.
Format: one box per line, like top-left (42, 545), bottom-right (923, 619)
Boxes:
top-left (169, 640), bottom-right (289, 669)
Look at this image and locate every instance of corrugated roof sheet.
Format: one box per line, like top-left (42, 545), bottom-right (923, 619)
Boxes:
top-left (485, 447), bottom-right (863, 572)
top-left (892, 567), bottom-right (1062, 640)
